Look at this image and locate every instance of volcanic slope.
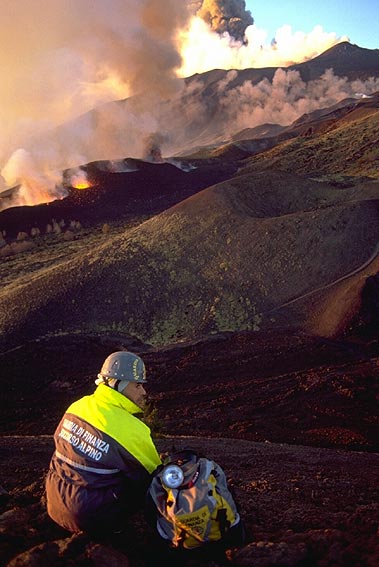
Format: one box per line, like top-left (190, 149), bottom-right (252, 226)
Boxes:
top-left (199, 91), bottom-right (379, 180)
top-left (237, 94), bottom-right (379, 179)
top-left (0, 170), bottom-right (379, 349)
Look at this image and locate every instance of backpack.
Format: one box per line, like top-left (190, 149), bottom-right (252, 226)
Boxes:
top-left (147, 450), bottom-right (241, 550)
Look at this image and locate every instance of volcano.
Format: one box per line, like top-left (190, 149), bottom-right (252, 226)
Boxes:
top-left (1, 42), bottom-right (379, 567)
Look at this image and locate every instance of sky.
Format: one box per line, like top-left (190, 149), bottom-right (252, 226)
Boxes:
top-left (248, 0), bottom-right (379, 50)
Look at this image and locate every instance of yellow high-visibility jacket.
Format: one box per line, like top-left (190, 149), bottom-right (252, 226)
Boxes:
top-left (46, 384), bottom-right (161, 533)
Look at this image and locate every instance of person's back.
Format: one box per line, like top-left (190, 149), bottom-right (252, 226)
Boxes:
top-left (45, 351), bottom-right (161, 536)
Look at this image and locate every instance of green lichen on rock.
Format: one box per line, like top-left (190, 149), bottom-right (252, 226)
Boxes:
top-left (211, 292), bottom-right (262, 333)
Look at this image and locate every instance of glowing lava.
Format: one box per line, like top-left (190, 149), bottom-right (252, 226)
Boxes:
top-left (72, 180), bottom-right (91, 190)
top-left (70, 170), bottom-right (91, 190)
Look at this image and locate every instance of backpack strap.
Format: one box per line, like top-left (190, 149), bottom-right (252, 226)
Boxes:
top-left (216, 507), bottom-right (229, 537)
top-left (211, 467), bottom-right (231, 537)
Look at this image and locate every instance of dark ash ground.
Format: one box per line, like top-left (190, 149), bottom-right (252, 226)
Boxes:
top-left (1, 329), bottom-right (378, 566)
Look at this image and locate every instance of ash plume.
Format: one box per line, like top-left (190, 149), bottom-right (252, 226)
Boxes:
top-left (1, 149), bottom-right (65, 207)
top-left (213, 69), bottom-right (379, 136)
top-left (196, 0), bottom-right (254, 42)
top-left (0, 0), bottom-right (371, 212)
top-left (142, 133), bottom-right (167, 162)
top-left (0, 0), bottom-right (190, 203)
top-left (178, 20), bottom-right (348, 77)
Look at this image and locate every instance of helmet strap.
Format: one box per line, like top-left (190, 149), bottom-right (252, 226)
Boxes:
top-left (103, 377), bottom-right (121, 391)
top-left (95, 375), bottom-right (127, 392)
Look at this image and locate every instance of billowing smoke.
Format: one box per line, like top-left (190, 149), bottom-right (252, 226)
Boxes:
top-left (217, 70), bottom-right (379, 134)
top-left (142, 132), bottom-right (168, 162)
top-left (177, 20), bottom-right (348, 77)
top-left (195, 0), bottom-right (253, 42)
top-left (1, 149), bottom-right (65, 207)
top-left (0, 0), bottom-right (364, 211)
top-left (0, 0), bottom-right (191, 201)
top-left (0, 0), bottom-right (189, 134)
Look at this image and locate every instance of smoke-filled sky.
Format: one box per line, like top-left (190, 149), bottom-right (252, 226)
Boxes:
top-left (0, 0), bottom-right (378, 207)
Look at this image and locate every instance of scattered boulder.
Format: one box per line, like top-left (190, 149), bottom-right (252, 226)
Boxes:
top-left (10, 241), bottom-right (35, 254)
top-left (0, 244), bottom-right (14, 257)
top-left (52, 221), bottom-right (61, 235)
top-left (69, 220), bottom-right (82, 231)
top-left (63, 230), bottom-right (75, 242)
top-left (16, 232), bottom-right (28, 241)
top-left (30, 227), bottom-right (41, 238)
top-left (0, 236), bottom-right (35, 257)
